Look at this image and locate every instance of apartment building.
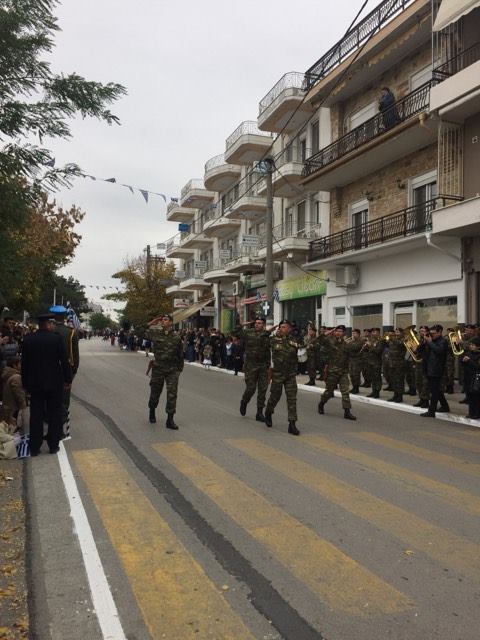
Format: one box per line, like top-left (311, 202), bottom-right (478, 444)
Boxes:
top-left (164, 0), bottom-right (480, 331)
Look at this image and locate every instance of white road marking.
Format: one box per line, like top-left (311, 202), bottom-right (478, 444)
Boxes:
top-left (57, 443), bottom-right (127, 640)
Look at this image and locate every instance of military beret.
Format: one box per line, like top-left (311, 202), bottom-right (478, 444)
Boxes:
top-left (279, 319), bottom-right (292, 327)
top-left (335, 324), bottom-right (346, 331)
top-left (254, 316), bottom-right (266, 322)
top-left (49, 305), bottom-right (68, 314)
top-left (37, 313), bottom-right (56, 321)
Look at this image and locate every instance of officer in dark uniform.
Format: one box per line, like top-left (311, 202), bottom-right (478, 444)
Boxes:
top-left (21, 313), bottom-right (72, 455)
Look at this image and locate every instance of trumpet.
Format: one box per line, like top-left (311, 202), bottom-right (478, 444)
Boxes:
top-left (403, 325), bottom-right (422, 363)
top-left (448, 328), bottom-right (464, 356)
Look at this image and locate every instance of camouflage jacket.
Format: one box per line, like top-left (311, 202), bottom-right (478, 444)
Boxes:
top-left (386, 337), bottom-right (406, 361)
top-left (318, 335), bottom-right (362, 371)
top-left (146, 326), bottom-right (184, 372)
top-left (232, 327), bottom-right (270, 367)
top-left (364, 338), bottom-right (386, 365)
top-left (270, 334), bottom-right (300, 375)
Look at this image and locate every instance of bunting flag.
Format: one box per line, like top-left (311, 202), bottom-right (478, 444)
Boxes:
top-left (80, 172), bottom-right (167, 204)
top-left (140, 189), bottom-right (149, 203)
top-left (85, 285), bottom-right (122, 291)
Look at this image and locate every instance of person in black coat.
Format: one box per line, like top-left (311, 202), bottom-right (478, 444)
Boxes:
top-left (21, 314), bottom-right (73, 455)
top-left (416, 324), bottom-right (449, 418)
top-left (462, 337), bottom-right (480, 419)
top-left (378, 87), bottom-right (400, 130)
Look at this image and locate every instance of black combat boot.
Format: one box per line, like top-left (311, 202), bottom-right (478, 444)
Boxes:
top-left (305, 378), bottom-right (316, 386)
top-left (437, 404), bottom-right (450, 413)
top-left (166, 413), bottom-right (178, 430)
top-left (317, 401), bottom-right (325, 414)
top-left (265, 411), bottom-right (273, 427)
top-left (408, 387), bottom-right (417, 396)
top-left (445, 385), bottom-right (454, 394)
top-left (288, 421), bottom-right (300, 436)
top-left (344, 409), bottom-right (357, 421)
top-left (240, 400), bottom-right (247, 416)
top-left (255, 410), bottom-right (265, 422)
top-left (421, 411), bottom-right (435, 418)
top-left (149, 407), bottom-right (156, 424)
top-left (367, 390), bottom-right (380, 398)
top-left (395, 394), bottom-right (403, 403)
top-left (350, 386), bottom-right (359, 394)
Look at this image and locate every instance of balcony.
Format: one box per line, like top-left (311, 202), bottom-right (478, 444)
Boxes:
top-left (204, 153), bottom-right (242, 192)
top-left (179, 268), bottom-right (211, 291)
top-left (180, 229), bottom-right (214, 250)
top-left (180, 179), bottom-right (215, 208)
top-left (303, 83), bottom-right (434, 190)
top-left (433, 195), bottom-right (478, 236)
top-left (203, 215), bottom-right (241, 239)
top-left (225, 121), bottom-right (273, 165)
top-left (166, 200), bottom-right (196, 223)
top-left (258, 221), bottom-right (323, 261)
top-left (258, 145), bottom-right (309, 197)
top-left (258, 72), bottom-right (314, 133)
top-left (307, 196), bottom-right (461, 267)
top-left (223, 182), bottom-right (267, 221)
top-left (430, 42), bottom-right (480, 122)
top-left (224, 247), bottom-right (264, 275)
top-left (203, 258), bottom-right (239, 283)
top-left (165, 234), bottom-right (195, 259)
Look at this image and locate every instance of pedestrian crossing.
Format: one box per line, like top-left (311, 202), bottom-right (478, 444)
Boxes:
top-left (72, 428), bottom-right (480, 639)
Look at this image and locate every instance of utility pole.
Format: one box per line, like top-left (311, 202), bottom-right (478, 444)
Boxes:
top-left (263, 157), bottom-right (275, 325)
top-left (145, 244), bottom-right (151, 284)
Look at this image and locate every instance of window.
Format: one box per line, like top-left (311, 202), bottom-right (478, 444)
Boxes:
top-left (411, 170), bottom-right (437, 205)
top-left (297, 201), bottom-right (306, 234)
top-left (350, 199), bottom-right (369, 249)
top-left (335, 307), bottom-right (346, 316)
top-left (352, 304), bottom-right (383, 331)
top-left (410, 64), bottom-right (432, 91)
top-left (311, 121), bottom-right (320, 154)
top-left (300, 138), bottom-right (307, 162)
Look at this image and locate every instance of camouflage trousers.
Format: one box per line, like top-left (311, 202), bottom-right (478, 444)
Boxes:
top-left (149, 366), bottom-right (180, 414)
top-left (322, 369), bottom-right (351, 409)
top-left (266, 371), bottom-right (297, 421)
top-left (389, 360), bottom-right (405, 396)
top-left (415, 363), bottom-right (430, 402)
top-left (349, 359), bottom-right (362, 387)
top-left (405, 360), bottom-right (416, 391)
top-left (307, 354), bottom-right (317, 380)
top-left (242, 364), bottom-right (269, 410)
top-left (366, 362), bottom-right (382, 393)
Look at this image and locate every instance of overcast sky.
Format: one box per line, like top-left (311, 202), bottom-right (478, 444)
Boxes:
top-left (49, 0), bottom-right (366, 312)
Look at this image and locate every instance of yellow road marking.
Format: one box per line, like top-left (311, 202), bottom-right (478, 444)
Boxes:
top-left (355, 432), bottom-right (480, 478)
top-left (153, 442), bottom-right (411, 617)
top-left (422, 432), bottom-right (480, 454)
top-left (74, 449), bottom-right (254, 640)
top-left (298, 434), bottom-right (480, 517)
top-left (228, 438), bottom-right (480, 580)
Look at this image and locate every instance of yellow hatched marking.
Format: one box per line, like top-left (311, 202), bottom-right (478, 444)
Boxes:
top-left (355, 432), bottom-right (480, 478)
top-left (422, 432), bottom-right (480, 454)
top-left (153, 441), bottom-right (411, 617)
top-left (74, 449), bottom-right (254, 640)
top-left (300, 434), bottom-right (480, 517)
top-left (228, 439), bottom-right (480, 580)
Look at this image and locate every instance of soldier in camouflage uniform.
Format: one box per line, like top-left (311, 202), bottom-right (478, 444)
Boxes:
top-left (146, 314), bottom-right (184, 429)
top-left (264, 320), bottom-right (300, 435)
top-left (361, 328), bottom-right (372, 388)
top-left (414, 326), bottom-right (430, 408)
top-left (364, 328), bottom-right (385, 398)
top-left (233, 317), bottom-right (271, 422)
top-left (387, 328), bottom-right (406, 402)
top-left (317, 325), bottom-right (361, 420)
top-left (305, 324), bottom-right (320, 386)
top-left (349, 329), bottom-right (363, 394)
top-left (50, 305), bottom-right (80, 439)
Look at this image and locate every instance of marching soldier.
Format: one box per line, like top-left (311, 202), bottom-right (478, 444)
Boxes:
top-left (50, 305), bottom-right (79, 439)
top-left (387, 328), bottom-right (406, 403)
top-left (233, 316), bottom-right (271, 422)
top-left (414, 326), bottom-right (430, 409)
top-left (146, 314), bottom-right (183, 429)
top-left (361, 328), bottom-right (372, 388)
top-left (265, 320), bottom-right (300, 435)
top-left (364, 327), bottom-right (385, 399)
top-left (349, 328), bottom-right (363, 394)
top-left (305, 324), bottom-right (319, 386)
top-left (317, 325), bottom-right (361, 420)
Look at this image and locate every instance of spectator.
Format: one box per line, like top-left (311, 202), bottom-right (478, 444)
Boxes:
top-left (1, 355), bottom-right (27, 428)
top-left (378, 87), bottom-right (400, 130)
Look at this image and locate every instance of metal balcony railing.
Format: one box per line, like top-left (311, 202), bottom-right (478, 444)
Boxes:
top-left (432, 41), bottom-right (480, 83)
top-left (308, 196), bottom-right (462, 261)
top-left (304, 0), bottom-right (416, 90)
top-left (258, 72), bottom-right (305, 116)
top-left (184, 267), bottom-right (208, 280)
top-left (181, 178), bottom-right (206, 201)
top-left (167, 200), bottom-right (180, 213)
top-left (258, 221), bottom-right (322, 249)
top-left (166, 232), bottom-right (189, 251)
top-left (304, 83), bottom-right (431, 177)
top-left (225, 120), bottom-right (273, 152)
top-left (276, 145), bottom-right (312, 166)
top-left (228, 246), bottom-right (261, 261)
top-left (204, 153), bottom-right (226, 174)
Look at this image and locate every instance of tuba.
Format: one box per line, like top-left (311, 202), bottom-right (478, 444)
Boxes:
top-left (403, 325), bottom-right (422, 363)
top-left (448, 328), bottom-right (464, 356)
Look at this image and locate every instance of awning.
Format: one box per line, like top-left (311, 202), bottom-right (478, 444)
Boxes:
top-left (433, 0), bottom-right (480, 31)
top-left (172, 298), bottom-right (214, 324)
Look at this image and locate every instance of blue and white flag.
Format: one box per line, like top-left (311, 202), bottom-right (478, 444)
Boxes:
top-left (273, 288), bottom-right (280, 302)
top-left (66, 304), bottom-right (82, 331)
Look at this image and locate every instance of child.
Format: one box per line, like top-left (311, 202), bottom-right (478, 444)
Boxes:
top-left (202, 344), bottom-right (213, 369)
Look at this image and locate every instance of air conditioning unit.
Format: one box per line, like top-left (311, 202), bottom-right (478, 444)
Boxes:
top-left (335, 265), bottom-right (359, 287)
top-left (232, 281), bottom-right (244, 296)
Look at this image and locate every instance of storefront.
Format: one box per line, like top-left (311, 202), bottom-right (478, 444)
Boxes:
top-left (276, 271), bottom-right (327, 330)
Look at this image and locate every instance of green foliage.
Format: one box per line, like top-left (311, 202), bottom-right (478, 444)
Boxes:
top-left (32, 274), bottom-right (90, 318)
top-left (88, 312), bottom-right (111, 332)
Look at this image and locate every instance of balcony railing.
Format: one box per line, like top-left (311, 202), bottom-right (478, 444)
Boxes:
top-left (304, 83), bottom-right (431, 177)
top-left (204, 153), bottom-right (226, 173)
top-left (308, 196), bottom-right (462, 261)
top-left (304, 0), bottom-right (416, 90)
top-left (166, 232), bottom-right (189, 251)
top-left (181, 178), bottom-right (206, 201)
top-left (259, 221), bottom-right (322, 249)
top-left (276, 144), bottom-right (312, 166)
top-left (432, 41), bottom-right (480, 83)
top-left (184, 267), bottom-right (208, 279)
top-left (229, 246), bottom-right (261, 260)
top-left (259, 72), bottom-right (305, 116)
top-left (167, 200), bottom-right (180, 213)
top-left (225, 120), bottom-right (272, 152)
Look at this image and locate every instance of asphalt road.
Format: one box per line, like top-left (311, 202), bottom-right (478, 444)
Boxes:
top-left (26, 339), bottom-right (480, 640)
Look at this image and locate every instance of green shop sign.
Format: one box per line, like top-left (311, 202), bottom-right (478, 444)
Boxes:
top-left (277, 271), bottom-right (327, 301)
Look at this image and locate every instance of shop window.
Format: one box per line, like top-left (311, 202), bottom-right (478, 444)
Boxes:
top-left (352, 304), bottom-right (383, 331)
top-left (417, 297), bottom-right (457, 328)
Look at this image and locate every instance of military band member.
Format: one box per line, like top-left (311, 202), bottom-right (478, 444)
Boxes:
top-left (364, 328), bottom-right (385, 399)
top-left (361, 328), bottom-right (372, 388)
top-left (459, 324), bottom-right (477, 403)
top-left (414, 326), bottom-right (430, 408)
top-left (264, 320), bottom-right (301, 435)
top-left (305, 324), bottom-right (320, 386)
top-left (233, 316), bottom-right (271, 422)
top-left (387, 328), bottom-right (406, 403)
top-left (146, 314), bottom-right (183, 429)
top-left (317, 325), bottom-right (361, 420)
top-left (349, 328), bottom-right (363, 394)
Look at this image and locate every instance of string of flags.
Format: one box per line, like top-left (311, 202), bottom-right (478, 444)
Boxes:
top-left (85, 285), bottom-right (122, 291)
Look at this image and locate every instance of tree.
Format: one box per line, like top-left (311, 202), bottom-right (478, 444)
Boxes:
top-left (34, 274), bottom-right (90, 318)
top-left (88, 312), bottom-right (111, 332)
top-left (0, 0), bottom-right (126, 195)
top-left (105, 255), bottom-right (175, 328)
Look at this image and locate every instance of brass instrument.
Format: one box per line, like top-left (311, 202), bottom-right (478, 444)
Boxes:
top-left (448, 328), bottom-right (464, 356)
top-left (403, 325), bottom-right (422, 363)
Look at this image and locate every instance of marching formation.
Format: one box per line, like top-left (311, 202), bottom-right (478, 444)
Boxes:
top-left (144, 315), bottom-right (480, 434)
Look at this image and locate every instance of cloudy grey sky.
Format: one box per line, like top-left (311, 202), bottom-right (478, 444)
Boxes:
top-left (49, 0), bottom-right (365, 311)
